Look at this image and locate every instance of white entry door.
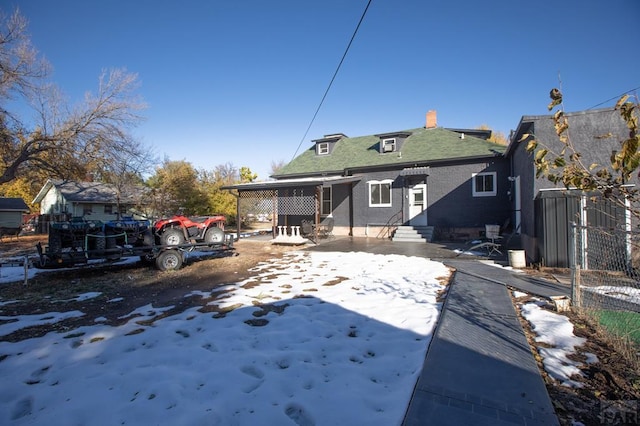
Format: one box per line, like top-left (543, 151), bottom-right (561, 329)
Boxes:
top-left (409, 184), bottom-right (427, 226)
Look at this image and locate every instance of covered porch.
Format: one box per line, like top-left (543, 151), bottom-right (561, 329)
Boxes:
top-left (222, 175), bottom-right (360, 244)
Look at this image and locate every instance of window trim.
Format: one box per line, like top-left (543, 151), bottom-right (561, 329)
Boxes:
top-left (317, 142), bottom-right (329, 155)
top-left (368, 179), bottom-right (393, 207)
top-left (472, 172), bottom-right (497, 197)
top-left (321, 186), bottom-right (332, 216)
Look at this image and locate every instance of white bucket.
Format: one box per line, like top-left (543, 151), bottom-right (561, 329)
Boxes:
top-left (551, 296), bottom-right (571, 312)
top-left (508, 250), bottom-right (526, 268)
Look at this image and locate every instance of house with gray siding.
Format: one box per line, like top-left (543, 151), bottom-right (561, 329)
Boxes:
top-left (0, 197), bottom-right (29, 233)
top-left (506, 107), bottom-right (633, 266)
top-left (225, 111), bottom-right (511, 242)
top-left (33, 179), bottom-right (149, 222)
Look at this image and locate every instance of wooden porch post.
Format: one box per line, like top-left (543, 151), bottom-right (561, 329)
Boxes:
top-left (235, 191), bottom-right (242, 242)
top-left (272, 190), bottom-right (277, 239)
top-left (315, 186), bottom-right (320, 242)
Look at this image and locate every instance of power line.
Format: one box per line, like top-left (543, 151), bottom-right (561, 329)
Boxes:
top-left (586, 85), bottom-right (640, 110)
top-left (291, 0), bottom-right (373, 160)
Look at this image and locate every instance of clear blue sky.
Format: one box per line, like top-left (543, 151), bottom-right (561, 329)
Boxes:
top-left (7, 0), bottom-right (640, 180)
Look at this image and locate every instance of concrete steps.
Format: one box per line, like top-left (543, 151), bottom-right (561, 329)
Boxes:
top-left (392, 226), bottom-right (434, 243)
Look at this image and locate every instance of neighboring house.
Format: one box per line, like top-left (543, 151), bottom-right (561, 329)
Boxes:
top-left (32, 179), bottom-right (149, 222)
top-left (0, 197), bottom-right (29, 232)
top-left (225, 111), bottom-right (511, 241)
top-left (506, 107), bottom-right (633, 267)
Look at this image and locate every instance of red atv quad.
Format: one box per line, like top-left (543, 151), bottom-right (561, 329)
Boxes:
top-left (154, 215), bottom-right (226, 246)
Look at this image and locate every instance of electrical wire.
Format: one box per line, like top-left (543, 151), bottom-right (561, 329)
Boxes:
top-left (291, 0), bottom-right (373, 160)
top-left (586, 85), bottom-right (640, 110)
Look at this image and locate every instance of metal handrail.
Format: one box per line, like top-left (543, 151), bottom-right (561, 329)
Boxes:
top-left (376, 208), bottom-right (403, 239)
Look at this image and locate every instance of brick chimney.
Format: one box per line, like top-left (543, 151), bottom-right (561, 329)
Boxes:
top-left (426, 110), bottom-right (437, 129)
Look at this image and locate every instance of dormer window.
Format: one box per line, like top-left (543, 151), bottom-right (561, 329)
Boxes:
top-left (317, 142), bottom-right (329, 155)
top-left (312, 133), bottom-right (346, 156)
top-left (375, 131), bottom-right (411, 154)
top-left (382, 138), bottom-right (396, 153)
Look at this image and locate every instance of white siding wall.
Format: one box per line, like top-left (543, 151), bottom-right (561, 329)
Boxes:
top-left (81, 204), bottom-right (119, 221)
top-left (40, 188), bottom-right (63, 215)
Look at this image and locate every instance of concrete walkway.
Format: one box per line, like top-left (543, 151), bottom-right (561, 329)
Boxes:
top-left (305, 237), bottom-right (568, 425)
top-left (402, 260), bottom-right (562, 425)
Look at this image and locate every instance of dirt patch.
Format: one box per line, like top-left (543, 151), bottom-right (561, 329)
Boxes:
top-left (513, 293), bottom-right (640, 426)
top-left (0, 237), bottom-right (300, 341)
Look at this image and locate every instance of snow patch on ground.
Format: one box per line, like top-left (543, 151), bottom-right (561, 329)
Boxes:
top-left (520, 301), bottom-right (598, 388)
top-left (0, 251), bottom-right (450, 425)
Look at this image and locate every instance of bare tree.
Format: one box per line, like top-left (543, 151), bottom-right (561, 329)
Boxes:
top-left (0, 9), bottom-right (152, 186)
top-left (270, 159), bottom-right (286, 177)
top-left (0, 9), bottom-right (48, 99)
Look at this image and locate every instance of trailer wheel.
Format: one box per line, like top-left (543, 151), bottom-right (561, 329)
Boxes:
top-left (204, 226), bottom-right (224, 244)
top-left (161, 228), bottom-right (185, 246)
top-left (155, 250), bottom-right (183, 271)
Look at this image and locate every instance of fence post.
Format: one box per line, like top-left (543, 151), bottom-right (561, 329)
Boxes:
top-left (569, 222), bottom-right (581, 308)
top-left (23, 256), bottom-right (29, 286)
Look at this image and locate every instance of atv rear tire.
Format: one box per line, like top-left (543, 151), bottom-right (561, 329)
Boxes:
top-left (161, 228), bottom-right (185, 246)
top-left (155, 249), bottom-right (183, 271)
top-left (204, 227), bottom-right (225, 244)
top-left (93, 231), bottom-right (106, 254)
top-left (48, 229), bottom-right (62, 254)
top-left (104, 232), bottom-right (121, 260)
top-left (141, 229), bottom-right (155, 246)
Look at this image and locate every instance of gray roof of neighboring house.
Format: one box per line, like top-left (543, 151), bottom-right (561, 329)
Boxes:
top-left (0, 197), bottom-right (29, 211)
top-left (506, 106), bottom-right (636, 192)
top-left (274, 127), bottom-right (506, 177)
top-left (33, 179), bottom-right (145, 204)
top-left (506, 107), bottom-right (629, 160)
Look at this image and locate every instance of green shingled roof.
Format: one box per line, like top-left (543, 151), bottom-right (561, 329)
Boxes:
top-left (276, 127), bottom-right (506, 176)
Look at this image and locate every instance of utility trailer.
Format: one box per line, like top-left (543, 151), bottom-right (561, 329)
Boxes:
top-left (35, 217), bottom-right (234, 271)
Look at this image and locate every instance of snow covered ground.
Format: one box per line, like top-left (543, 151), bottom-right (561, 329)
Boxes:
top-left (0, 251), bottom-right (449, 425)
top-left (0, 248), bottom-right (628, 425)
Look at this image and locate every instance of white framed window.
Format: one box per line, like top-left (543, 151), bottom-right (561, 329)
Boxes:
top-left (368, 180), bottom-right (393, 207)
top-left (321, 186), bottom-right (332, 216)
top-left (317, 142), bottom-right (329, 155)
top-left (472, 172), bottom-right (497, 197)
top-left (381, 138), bottom-right (396, 153)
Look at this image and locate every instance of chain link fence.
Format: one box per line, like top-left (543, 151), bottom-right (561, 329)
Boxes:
top-left (570, 223), bottom-right (640, 354)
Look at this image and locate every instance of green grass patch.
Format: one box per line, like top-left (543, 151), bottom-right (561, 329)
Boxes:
top-left (596, 310), bottom-right (640, 346)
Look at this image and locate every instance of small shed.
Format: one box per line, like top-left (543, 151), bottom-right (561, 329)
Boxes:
top-left (0, 197), bottom-right (30, 231)
top-left (534, 189), bottom-right (627, 267)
